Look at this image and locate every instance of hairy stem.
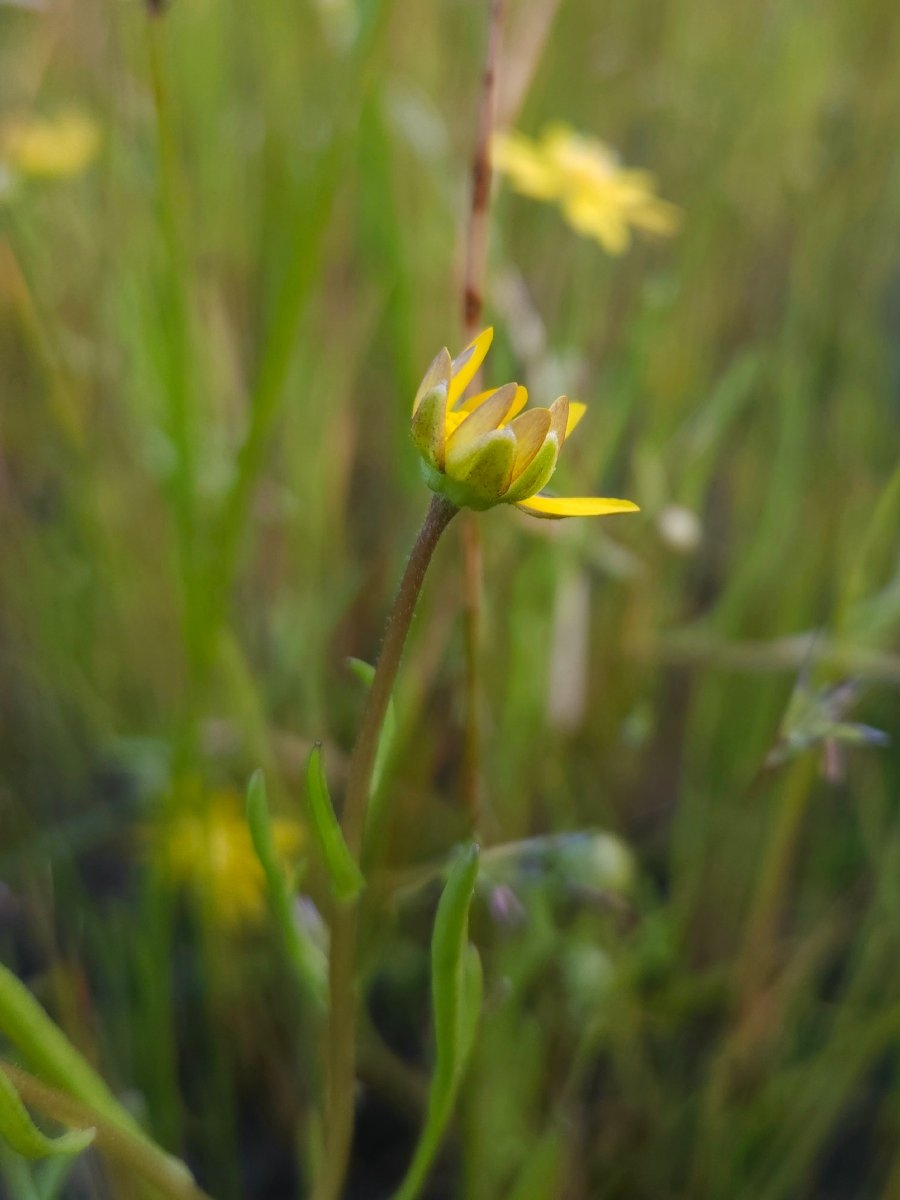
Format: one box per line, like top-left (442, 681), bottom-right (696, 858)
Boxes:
top-left (315, 494), bottom-right (458, 1200)
top-left (461, 515), bottom-right (484, 828)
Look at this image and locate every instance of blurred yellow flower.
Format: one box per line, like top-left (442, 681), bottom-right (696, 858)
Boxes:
top-left (411, 327), bottom-right (639, 519)
top-left (1, 110), bottom-right (101, 180)
top-left (492, 123), bottom-right (680, 255)
top-left (154, 789), bottom-right (303, 928)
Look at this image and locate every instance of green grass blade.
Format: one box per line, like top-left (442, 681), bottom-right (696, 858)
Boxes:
top-left (0, 1068), bottom-right (94, 1160)
top-left (0, 963), bottom-right (138, 1136)
top-left (391, 843), bottom-right (482, 1200)
top-left (0, 974), bottom-right (199, 1195)
top-left (347, 656), bottom-right (397, 813)
top-left (246, 770), bottom-right (327, 1009)
top-left (305, 745), bottom-right (365, 902)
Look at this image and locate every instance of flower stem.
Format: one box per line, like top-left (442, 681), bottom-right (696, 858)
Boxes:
top-left (342, 494), bottom-right (458, 858)
top-left (461, 515), bottom-right (484, 828)
top-left (315, 494), bottom-right (457, 1200)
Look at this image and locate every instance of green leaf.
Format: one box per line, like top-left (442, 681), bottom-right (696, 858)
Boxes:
top-left (0, 1070), bottom-right (94, 1161)
top-left (305, 745), bottom-right (365, 902)
top-left (457, 944), bottom-right (482, 1071)
top-left (0, 988), bottom-right (196, 1195)
top-left (391, 843), bottom-right (482, 1200)
top-left (0, 964), bottom-right (137, 1136)
top-left (0, 966), bottom-right (197, 1194)
top-left (246, 770), bottom-right (327, 1008)
top-left (346, 658), bottom-right (396, 801)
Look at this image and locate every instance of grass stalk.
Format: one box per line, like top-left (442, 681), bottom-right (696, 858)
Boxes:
top-left (737, 753), bottom-right (818, 1004)
top-left (146, 17), bottom-right (202, 704)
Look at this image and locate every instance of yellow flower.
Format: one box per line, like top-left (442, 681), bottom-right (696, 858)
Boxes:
top-left (410, 327), bottom-right (639, 519)
top-left (492, 123), bottom-right (680, 255)
top-left (1, 110), bottom-right (101, 180)
top-left (153, 789), bottom-right (303, 928)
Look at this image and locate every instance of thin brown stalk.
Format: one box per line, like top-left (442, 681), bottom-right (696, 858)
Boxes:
top-left (496, 0), bottom-right (564, 128)
top-left (460, 0), bottom-right (507, 831)
top-left (462, 0), bottom-right (506, 332)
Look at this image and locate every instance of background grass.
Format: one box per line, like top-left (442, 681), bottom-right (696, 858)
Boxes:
top-left (2, 0), bottom-right (900, 1196)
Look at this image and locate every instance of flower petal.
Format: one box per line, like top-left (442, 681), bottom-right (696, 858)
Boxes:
top-left (548, 396), bottom-right (570, 447)
top-left (515, 495), bottom-right (640, 519)
top-left (459, 383), bottom-right (528, 420)
top-left (629, 199), bottom-right (682, 236)
top-left (507, 408), bottom-right (552, 482)
top-left (446, 381), bottom-right (518, 469)
top-left (503, 384), bottom-right (529, 423)
top-left (563, 192), bottom-right (631, 254)
top-left (449, 327), bottom-right (493, 406)
top-left (565, 401), bottom-right (587, 438)
top-left (413, 347), bottom-right (452, 415)
top-left (444, 409), bottom-right (467, 438)
top-left (492, 131), bottom-right (561, 200)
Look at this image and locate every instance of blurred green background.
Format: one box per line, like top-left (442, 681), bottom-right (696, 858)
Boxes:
top-left (2, 0), bottom-right (900, 1196)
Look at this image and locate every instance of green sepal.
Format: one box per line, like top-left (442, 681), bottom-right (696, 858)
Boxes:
top-left (451, 429), bottom-right (516, 507)
top-left (502, 433), bottom-right (559, 502)
top-left (419, 437), bottom-right (517, 512)
top-left (410, 384), bottom-right (449, 471)
top-left (305, 744), bottom-right (365, 903)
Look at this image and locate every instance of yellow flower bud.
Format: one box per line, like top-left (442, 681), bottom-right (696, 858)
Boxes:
top-left (410, 328), bottom-right (640, 520)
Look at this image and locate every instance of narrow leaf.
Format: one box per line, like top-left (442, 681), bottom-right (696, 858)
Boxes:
top-left (246, 771), bottom-right (327, 1008)
top-left (391, 843), bottom-right (482, 1200)
top-left (0, 967), bottom-right (197, 1193)
top-left (0, 963), bottom-right (137, 1136)
top-left (457, 945), bottom-right (483, 1070)
top-left (1, 1062), bottom-right (197, 1198)
top-left (0, 1070), bottom-right (94, 1160)
top-left (305, 745), bottom-right (365, 902)
top-left (346, 658), bottom-right (396, 800)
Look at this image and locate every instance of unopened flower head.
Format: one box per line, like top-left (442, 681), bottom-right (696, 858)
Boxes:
top-left (492, 123), bottom-right (680, 255)
top-left (411, 327), bottom-right (639, 519)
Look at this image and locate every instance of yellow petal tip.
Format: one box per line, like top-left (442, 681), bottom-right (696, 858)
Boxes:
top-left (515, 495), bottom-right (640, 520)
